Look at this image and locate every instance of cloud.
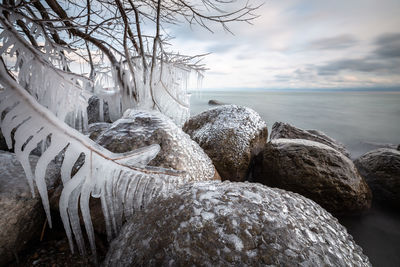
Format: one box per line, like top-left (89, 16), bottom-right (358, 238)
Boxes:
top-left (308, 34), bottom-right (358, 50)
top-left (315, 32), bottom-right (400, 76)
top-left (373, 32), bottom-right (400, 58)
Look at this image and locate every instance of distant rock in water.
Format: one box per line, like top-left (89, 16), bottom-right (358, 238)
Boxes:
top-left (104, 181), bottom-right (371, 266)
top-left (252, 139), bottom-right (372, 215)
top-left (354, 148), bottom-right (400, 208)
top-left (183, 105), bottom-right (268, 182)
top-left (208, 99), bottom-right (225, 105)
top-left (270, 122), bottom-right (350, 157)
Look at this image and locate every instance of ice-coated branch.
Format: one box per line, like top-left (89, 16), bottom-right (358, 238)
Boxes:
top-left (0, 59), bottom-right (188, 257)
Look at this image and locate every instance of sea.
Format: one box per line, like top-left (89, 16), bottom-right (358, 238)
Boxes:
top-left (190, 89), bottom-right (400, 267)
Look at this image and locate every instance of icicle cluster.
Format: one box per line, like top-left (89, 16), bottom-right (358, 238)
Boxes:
top-left (0, 61), bottom-right (188, 258)
top-left (0, 14), bottom-right (92, 131)
top-left (93, 57), bottom-right (201, 127)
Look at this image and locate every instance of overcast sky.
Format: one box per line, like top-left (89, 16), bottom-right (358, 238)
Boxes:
top-left (168, 0), bottom-right (400, 90)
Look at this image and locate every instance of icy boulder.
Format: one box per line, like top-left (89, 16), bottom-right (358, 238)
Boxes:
top-left (0, 131), bottom-right (8, 151)
top-left (87, 96), bottom-right (111, 124)
top-left (354, 148), bottom-right (400, 208)
top-left (0, 151), bottom-right (59, 265)
top-left (183, 105), bottom-right (268, 182)
top-left (96, 109), bottom-right (220, 182)
top-left (104, 181), bottom-right (371, 266)
top-left (87, 122), bottom-right (111, 140)
top-left (252, 139), bottom-right (371, 214)
top-left (270, 122), bottom-right (350, 157)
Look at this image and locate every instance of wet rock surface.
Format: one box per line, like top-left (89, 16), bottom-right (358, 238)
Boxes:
top-left (104, 181), bottom-right (371, 267)
top-left (0, 151), bottom-right (59, 265)
top-left (270, 122), bottom-right (350, 157)
top-left (354, 148), bottom-right (400, 208)
top-left (96, 109), bottom-right (219, 182)
top-left (252, 139), bottom-right (372, 214)
top-left (183, 105), bottom-right (268, 182)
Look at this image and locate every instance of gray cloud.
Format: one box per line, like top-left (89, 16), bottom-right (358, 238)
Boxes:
top-left (317, 59), bottom-right (390, 75)
top-left (373, 32), bottom-right (400, 58)
top-left (315, 33), bottom-right (400, 76)
top-left (308, 34), bottom-right (358, 50)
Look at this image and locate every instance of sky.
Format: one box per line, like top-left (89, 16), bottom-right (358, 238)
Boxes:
top-left (168, 0), bottom-right (400, 90)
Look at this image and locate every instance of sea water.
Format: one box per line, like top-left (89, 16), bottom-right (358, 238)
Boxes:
top-left (190, 89), bottom-right (400, 267)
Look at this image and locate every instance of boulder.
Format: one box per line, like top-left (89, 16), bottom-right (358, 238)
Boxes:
top-left (183, 105), bottom-right (268, 182)
top-left (104, 181), bottom-right (371, 266)
top-left (252, 139), bottom-right (371, 214)
top-left (0, 131), bottom-right (9, 151)
top-left (96, 109), bottom-right (219, 182)
top-left (0, 151), bottom-right (59, 265)
top-left (208, 99), bottom-right (225, 105)
top-left (270, 122), bottom-right (350, 157)
top-left (87, 122), bottom-right (111, 140)
top-left (354, 148), bottom-right (400, 208)
top-left (87, 96), bottom-right (111, 124)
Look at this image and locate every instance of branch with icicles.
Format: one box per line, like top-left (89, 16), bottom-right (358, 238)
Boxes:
top-left (0, 59), bottom-right (189, 261)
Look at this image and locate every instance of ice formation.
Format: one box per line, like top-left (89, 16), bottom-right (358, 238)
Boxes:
top-left (0, 14), bottom-right (92, 132)
top-left (95, 57), bottom-right (201, 126)
top-left (0, 61), bottom-right (188, 258)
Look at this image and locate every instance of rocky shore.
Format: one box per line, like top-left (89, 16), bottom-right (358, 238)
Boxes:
top-left (1, 104), bottom-right (399, 266)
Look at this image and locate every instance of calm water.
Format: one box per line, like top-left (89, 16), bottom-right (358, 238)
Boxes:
top-left (190, 90), bottom-right (400, 159)
top-left (190, 89), bottom-right (400, 267)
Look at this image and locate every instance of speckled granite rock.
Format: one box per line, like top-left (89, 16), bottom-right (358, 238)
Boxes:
top-left (0, 151), bottom-right (59, 265)
top-left (87, 122), bottom-right (111, 140)
top-left (183, 105), bottom-right (268, 182)
top-left (252, 139), bottom-right (371, 214)
top-left (354, 148), bottom-right (400, 208)
top-left (104, 181), bottom-right (371, 266)
top-left (270, 122), bottom-right (350, 157)
top-left (96, 109), bottom-right (220, 182)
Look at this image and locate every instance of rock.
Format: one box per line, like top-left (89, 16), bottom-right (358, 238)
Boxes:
top-left (87, 122), bottom-right (111, 140)
top-left (270, 122), bottom-right (350, 157)
top-left (0, 151), bottom-right (59, 265)
top-left (104, 181), bottom-right (371, 266)
top-left (398, 144), bottom-right (400, 151)
top-left (252, 139), bottom-right (371, 214)
top-left (208, 99), bottom-right (225, 105)
top-left (87, 96), bottom-right (111, 124)
top-left (0, 131), bottom-right (9, 151)
top-left (354, 148), bottom-right (400, 208)
top-left (183, 105), bottom-right (268, 182)
top-left (96, 109), bottom-right (220, 182)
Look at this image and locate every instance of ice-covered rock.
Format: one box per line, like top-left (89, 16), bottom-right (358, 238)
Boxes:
top-left (87, 122), bottom-right (111, 140)
top-left (183, 105), bottom-right (268, 182)
top-left (252, 139), bottom-right (371, 214)
top-left (354, 148), bottom-right (400, 208)
top-left (87, 96), bottom-right (111, 124)
top-left (0, 130), bottom-right (8, 151)
top-left (104, 181), bottom-right (371, 266)
top-left (0, 151), bottom-right (59, 265)
top-left (96, 109), bottom-right (220, 182)
top-left (270, 122), bottom-right (350, 157)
